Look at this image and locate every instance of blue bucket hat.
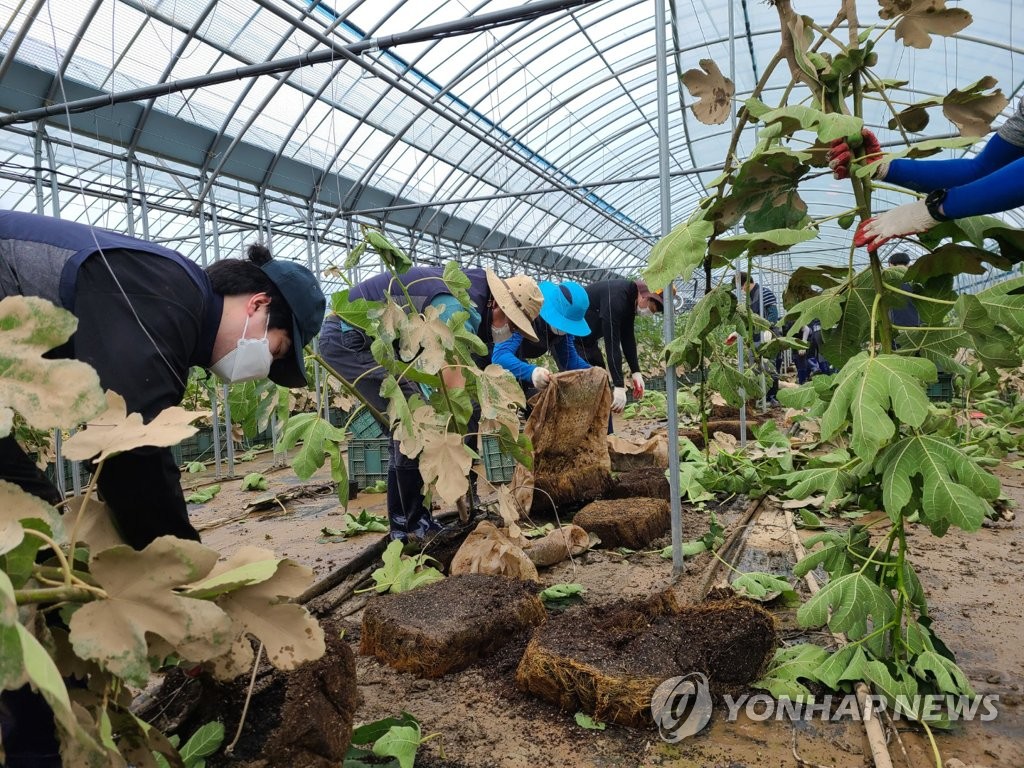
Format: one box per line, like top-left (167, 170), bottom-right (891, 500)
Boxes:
top-left (260, 260), bottom-right (327, 388)
top-left (538, 280), bottom-right (591, 337)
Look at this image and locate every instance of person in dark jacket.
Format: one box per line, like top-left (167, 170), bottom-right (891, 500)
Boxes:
top-left (491, 280), bottom-right (591, 394)
top-left (0, 209), bottom-right (325, 767)
top-left (577, 278), bottom-right (664, 414)
top-left (0, 210), bottom-right (325, 546)
top-left (887, 251), bottom-right (921, 330)
top-left (318, 266), bottom-right (542, 543)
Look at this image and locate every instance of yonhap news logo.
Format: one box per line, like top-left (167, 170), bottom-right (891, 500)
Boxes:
top-left (650, 672), bottom-right (1000, 742)
top-left (650, 672), bottom-right (714, 742)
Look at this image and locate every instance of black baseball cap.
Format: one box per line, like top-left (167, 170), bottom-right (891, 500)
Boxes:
top-left (260, 260), bottom-right (326, 388)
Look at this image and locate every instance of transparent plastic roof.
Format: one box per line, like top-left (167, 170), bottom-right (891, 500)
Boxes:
top-left (0, 0), bottom-right (1021, 297)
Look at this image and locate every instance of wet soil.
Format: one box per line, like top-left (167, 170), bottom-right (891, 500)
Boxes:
top-left (516, 593), bottom-right (777, 726)
top-left (572, 498), bottom-right (671, 550)
top-left (140, 622), bottom-right (357, 768)
top-left (360, 573), bottom-right (545, 678)
top-left (170, 420), bottom-right (1024, 767)
top-left (606, 467), bottom-right (671, 500)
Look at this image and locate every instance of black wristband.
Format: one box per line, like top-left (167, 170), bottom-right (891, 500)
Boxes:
top-left (925, 188), bottom-right (951, 222)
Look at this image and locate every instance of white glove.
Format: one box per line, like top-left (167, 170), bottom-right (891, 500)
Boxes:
top-left (761, 330), bottom-right (773, 343)
top-left (611, 387), bottom-right (627, 413)
top-left (631, 372), bottom-right (645, 400)
top-left (855, 200), bottom-right (940, 252)
top-left (725, 331), bottom-right (739, 346)
top-left (531, 366), bottom-right (552, 390)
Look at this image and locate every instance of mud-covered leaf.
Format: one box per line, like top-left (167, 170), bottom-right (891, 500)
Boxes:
top-left (540, 583), bottom-right (585, 602)
top-left (878, 434), bottom-right (999, 536)
top-left (240, 472), bottom-right (267, 491)
top-left (63, 391), bottom-right (201, 464)
top-left (418, 430), bottom-right (473, 506)
top-left (0, 296), bottom-right (106, 435)
top-left (186, 485), bottom-right (221, 505)
top-left (0, 479), bottom-right (63, 555)
top-left (644, 213), bottom-right (713, 288)
top-left (731, 572), bottom-right (798, 605)
top-left (184, 552), bottom-right (283, 600)
top-left (0, 573), bottom-right (109, 765)
top-left (797, 572), bottom-right (898, 649)
top-left (474, 364), bottom-right (525, 436)
top-left (208, 549), bottom-right (324, 678)
top-left (708, 228), bottom-right (818, 261)
top-left (682, 58), bottom-right (734, 125)
top-left (399, 305), bottom-right (455, 374)
top-left (371, 723), bottom-right (421, 768)
top-left (178, 721), bottom-right (225, 762)
top-left (752, 643), bottom-right (829, 701)
top-left (820, 353), bottom-right (936, 463)
top-left (574, 712), bottom-right (607, 730)
top-left (943, 76), bottom-right (1009, 136)
top-left (369, 540), bottom-right (445, 594)
top-left (912, 649), bottom-right (974, 696)
top-left (69, 537), bottom-right (231, 687)
top-left (879, 0), bottom-right (972, 49)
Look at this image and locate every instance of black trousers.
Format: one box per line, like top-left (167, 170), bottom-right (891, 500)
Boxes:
top-left (319, 321), bottom-right (438, 539)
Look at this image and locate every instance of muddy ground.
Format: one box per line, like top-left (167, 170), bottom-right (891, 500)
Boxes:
top-left (180, 419), bottom-right (1023, 768)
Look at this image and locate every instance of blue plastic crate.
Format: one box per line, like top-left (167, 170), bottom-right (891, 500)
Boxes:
top-left (347, 405), bottom-right (386, 438)
top-left (481, 434), bottom-right (517, 484)
top-left (348, 437), bottom-right (391, 490)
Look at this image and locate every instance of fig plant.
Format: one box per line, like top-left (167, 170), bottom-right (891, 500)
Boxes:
top-left (646, 0), bottom-right (1024, 735)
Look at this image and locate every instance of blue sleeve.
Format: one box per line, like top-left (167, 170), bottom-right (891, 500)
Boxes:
top-left (553, 335), bottom-right (590, 372)
top-left (428, 293), bottom-right (481, 333)
top-left (886, 134), bottom-right (1024, 194)
top-left (491, 333), bottom-right (535, 383)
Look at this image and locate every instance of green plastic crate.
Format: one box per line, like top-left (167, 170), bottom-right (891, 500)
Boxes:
top-left (927, 372), bottom-right (955, 402)
top-left (481, 434), bottom-right (518, 484)
top-left (347, 405), bottom-right (386, 438)
top-left (348, 437), bottom-right (391, 490)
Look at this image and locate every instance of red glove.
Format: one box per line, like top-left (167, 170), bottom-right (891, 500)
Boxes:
top-left (828, 128), bottom-right (884, 180)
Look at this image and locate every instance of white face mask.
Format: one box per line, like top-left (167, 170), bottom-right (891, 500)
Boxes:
top-left (211, 312), bottom-right (273, 383)
top-left (637, 306), bottom-right (654, 317)
top-left (491, 323), bottom-right (513, 343)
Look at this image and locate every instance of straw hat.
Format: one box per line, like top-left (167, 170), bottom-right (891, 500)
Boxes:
top-left (486, 270), bottom-right (542, 342)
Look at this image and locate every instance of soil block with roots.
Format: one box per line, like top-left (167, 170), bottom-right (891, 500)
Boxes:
top-left (605, 468), bottom-right (671, 500)
top-left (572, 497), bottom-right (670, 549)
top-left (360, 573), bottom-right (546, 678)
top-left (139, 624), bottom-right (358, 768)
top-left (515, 592), bottom-right (777, 727)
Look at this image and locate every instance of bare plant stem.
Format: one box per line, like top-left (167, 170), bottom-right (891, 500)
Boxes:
top-left (225, 641), bottom-right (264, 756)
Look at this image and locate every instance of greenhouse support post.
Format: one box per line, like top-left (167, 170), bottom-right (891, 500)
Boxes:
top-left (655, 0), bottom-right (684, 577)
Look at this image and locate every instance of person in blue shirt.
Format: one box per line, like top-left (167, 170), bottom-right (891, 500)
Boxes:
top-left (828, 98), bottom-right (1024, 250)
top-left (491, 280), bottom-right (592, 394)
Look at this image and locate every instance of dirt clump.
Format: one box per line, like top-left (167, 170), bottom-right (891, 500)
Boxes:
top-left (360, 573), bottom-right (546, 678)
top-left (572, 498), bottom-right (670, 549)
top-left (140, 623), bottom-right (357, 768)
top-left (606, 467), bottom-right (670, 500)
top-left (516, 592), bottom-right (777, 727)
